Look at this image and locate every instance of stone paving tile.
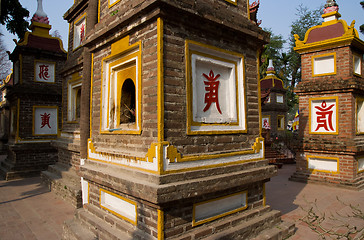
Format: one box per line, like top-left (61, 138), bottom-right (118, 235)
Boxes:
top-left (0, 175), bottom-right (75, 240)
top-left (267, 164), bottom-right (364, 240)
top-left (1, 159), bottom-right (363, 240)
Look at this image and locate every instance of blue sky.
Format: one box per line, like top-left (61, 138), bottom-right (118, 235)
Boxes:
top-left (1, 0), bottom-right (363, 52)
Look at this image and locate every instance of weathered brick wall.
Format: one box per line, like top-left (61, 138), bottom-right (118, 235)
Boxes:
top-left (261, 111), bottom-right (286, 136)
top-left (86, 173), bottom-right (266, 239)
top-left (8, 143), bottom-right (57, 171)
top-left (97, 0), bottom-right (249, 30)
top-left (61, 69), bottom-right (83, 133)
top-left (297, 92), bottom-right (355, 153)
top-left (58, 147), bottom-right (81, 168)
top-left (301, 47), bottom-right (351, 83)
top-left (87, 181), bottom-right (160, 238)
top-left (91, 21), bottom-right (159, 155)
top-left (21, 54), bottom-right (64, 90)
top-left (66, 7), bottom-right (87, 57)
top-left (12, 54), bottom-right (64, 140)
top-left (294, 44), bottom-right (364, 187)
top-left (162, 19), bottom-right (260, 155)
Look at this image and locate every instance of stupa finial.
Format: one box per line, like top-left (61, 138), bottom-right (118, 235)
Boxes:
top-left (32, 0), bottom-right (49, 24)
top-left (324, 0), bottom-right (339, 14)
top-left (266, 59), bottom-right (275, 76)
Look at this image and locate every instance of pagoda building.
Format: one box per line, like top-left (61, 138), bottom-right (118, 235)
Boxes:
top-left (0, 0), bottom-right (67, 180)
top-left (261, 59), bottom-right (288, 138)
top-left (0, 72), bottom-right (13, 153)
top-left (291, 0), bottom-right (364, 189)
top-left (62, 0), bottom-right (295, 239)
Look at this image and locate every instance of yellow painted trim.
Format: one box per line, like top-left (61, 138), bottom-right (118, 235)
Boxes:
top-left (224, 0), bottom-right (237, 5)
top-left (99, 37), bottom-right (142, 135)
top-left (99, 188), bottom-right (138, 225)
top-left (17, 25), bottom-right (67, 54)
top-left (309, 96), bottom-right (339, 135)
top-left (19, 55), bottom-right (23, 85)
top-left (356, 97), bottom-right (364, 135)
top-left (73, 13), bottom-right (87, 51)
top-left (16, 99), bottom-right (20, 142)
top-left (98, 0), bottom-right (101, 22)
top-left (88, 137), bottom-right (264, 175)
top-left (247, 0), bottom-right (250, 20)
top-left (108, 0), bottom-right (121, 8)
top-left (32, 106), bottom-right (59, 136)
top-left (277, 115), bottom-right (285, 131)
top-left (157, 209), bottom-right (164, 240)
top-left (260, 75), bottom-right (289, 90)
top-left (168, 137), bottom-right (263, 163)
top-left (306, 154), bottom-right (340, 175)
top-left (66, 73), bottom-right (82, 123)
top-left (185, 39), bottom-right (247, 135)
top-left (294, 18), bottom-right (362, 53)
top-left (157, 18), bottom-right (164, 142)
top-left (192, 191), bottom-right (248, 227)
top-left (321, 11), bottom-right (341, 20)
top-left (311, 52), bottom-right (337, 77)
top-left (90, 53), bottom-right (94, 137)
top-left (257, 49), bottom-right (262, 137)
top-left (353, 53), bottom-right (363, 77)
top-left (34, 60), bottom-right (56, 83)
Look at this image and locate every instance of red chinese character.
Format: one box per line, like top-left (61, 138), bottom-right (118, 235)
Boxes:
top-left (202, 70), bottom-right (222, 114)
top-left (39, 65), bottom-right (50, 80)
top-left (80, 23), bottom-right (85, 43)
top-left (314, 101), bottom-right (335, 132)
top-left (263, 119), bottom-right (270, 129)
top-left (40, 113), bottom-right (51, 129)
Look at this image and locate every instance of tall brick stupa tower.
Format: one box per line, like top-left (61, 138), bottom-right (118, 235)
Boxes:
top-left (62, 0), bottom-right (295, 239)
top-left (0, 0), bottom-right (67, 179)
top-left (291, 0), bottom-right (364, 189)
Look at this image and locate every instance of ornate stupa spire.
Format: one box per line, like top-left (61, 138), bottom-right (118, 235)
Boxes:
top-left (31, 0), bottom-right (49, 24)
top-left (266, 59), bottom-right (275, 76)
top-left (323, 0), bottom-right (341, 22)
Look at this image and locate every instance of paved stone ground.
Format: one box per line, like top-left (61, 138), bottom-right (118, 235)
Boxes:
top-left (0, 158), bottom-right (75, 240)
top-left (267, 164), bottom-right (364, 240)
top-left (1, 157), bottom-right (363, 240)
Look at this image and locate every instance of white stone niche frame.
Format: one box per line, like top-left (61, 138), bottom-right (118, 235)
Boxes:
top-left (34, 60), bottom-right (55, 83)
top-left (100, 45), bottom-right (141, 134)
top-left (357, 98), bottom-right (364, 134)
top-left (307, 155), bottom-right (339, 174)
top-left (67, 78), bottom-right (82, 122)
top-left (33, 106), bottom-right (58, 136)
top-left (312, 53), bottom-right (336, 77)
top-left (310, 97), bottom-right (338, 135)
top-left (73, 14), bottom-right (86, 50)
top-left (354, 54), bottom-right (362, 76)
top-left (187, 41), bottom-right (246, 134)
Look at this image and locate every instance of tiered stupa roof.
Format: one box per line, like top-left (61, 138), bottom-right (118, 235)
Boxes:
top-left (14, 0), bottom-right (65, 54)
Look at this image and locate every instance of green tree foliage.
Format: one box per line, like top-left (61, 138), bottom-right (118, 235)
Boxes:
top-left (288, 5), bottom-right (323, 89)
top-left (261, 5), bottom-right (323, 117)
top-left (0, 0), bottom-right (29, 39)
top-left (0, 32), bottom-right (11, 80)
top-left (260, 28), bottom-right (285, 79)
top-left (361, 1), bottom-right (364, 34)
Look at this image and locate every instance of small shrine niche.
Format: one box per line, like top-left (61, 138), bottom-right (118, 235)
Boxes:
top-left (119, 78), bottom-right (136, 124)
